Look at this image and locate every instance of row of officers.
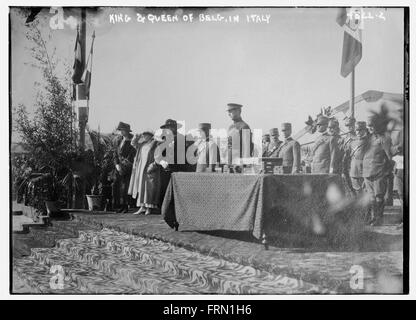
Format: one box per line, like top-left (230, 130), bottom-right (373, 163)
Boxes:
top-left (261, 114), bottom-right (402, 226)
top-left (110, 103), bottom-right (402, 225)
top-left (228, 103), bottom-right (402, 226)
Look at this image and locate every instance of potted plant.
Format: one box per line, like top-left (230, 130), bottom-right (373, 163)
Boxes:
top-left (85, 130), bottom-right (113, 212)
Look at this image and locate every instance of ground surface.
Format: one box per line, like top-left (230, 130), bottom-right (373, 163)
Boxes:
top-left (12, 203), bottom-right (404, 294)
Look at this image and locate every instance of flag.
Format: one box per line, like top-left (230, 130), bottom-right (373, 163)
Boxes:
top-left (72, 28), bottom-right (83, 84)
top-left (336, 8), bottom-right (362, 77)
top-left (25, 8), bottom-right (42, 24)
top-left (81, 31), bottom-right (95, 99)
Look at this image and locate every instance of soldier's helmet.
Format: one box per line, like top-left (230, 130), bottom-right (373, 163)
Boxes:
top-left (328, 118), bottom-right (340, 129)
top-left (355, 121), bottom-right (367, 130)
top-left (316, 115), bottom-right (329, 125)
top-left (281, 123), bottom-right (292, 131)
top-left (269, 128), bottom-right (279, 136)
top-left (344, 117), bottom-right (356, 127)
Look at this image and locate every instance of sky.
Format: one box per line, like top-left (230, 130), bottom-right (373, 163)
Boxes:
top-left (10, 7), bottom-right (404, 142)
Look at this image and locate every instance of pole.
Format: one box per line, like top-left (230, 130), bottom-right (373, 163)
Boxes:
top-left (74, 7), bottom-right (87, 209)
top-left (79, 8), bottom-right (87, 151)
top-left (350, 67), bottom-right (355, 118)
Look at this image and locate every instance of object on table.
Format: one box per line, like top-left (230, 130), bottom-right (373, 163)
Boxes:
top-left (260, 157), bottom-right (283, 174)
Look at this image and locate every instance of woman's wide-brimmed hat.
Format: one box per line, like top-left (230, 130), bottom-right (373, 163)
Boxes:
top-left (160, 119), bottom-right (182, 129)
top-left (141, 129), bottom-right (154, 137)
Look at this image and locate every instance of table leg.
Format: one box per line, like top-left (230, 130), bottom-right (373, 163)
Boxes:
top-left (174, 222), bottom-right (179, 231)
top-left (262, 232), bottom-right (269, 250)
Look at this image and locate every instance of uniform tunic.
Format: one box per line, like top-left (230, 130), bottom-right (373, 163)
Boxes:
top-left (331, 134), bottom-right (344, 174)
top-left (362, 133), bottom-right (392, 199)
top-left (266, 140), bottom-right (282, 158)
top-left (362, 134), bottom-right (392, 179)
top-left (341, 133), bottom-right (356, 175)
top-left (277, 137), bottom-right (301, 173)
top-left (227, 118), bottom-right (251, 164)
top-left (362, 133), bottom-right (393, 222)
top-left (311, 133), bottom-right (338, 174)
top-left (346, 136), bottom-right (368, 191)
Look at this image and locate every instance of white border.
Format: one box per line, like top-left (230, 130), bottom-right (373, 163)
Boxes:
top-left (2, 0), bottom-right (414, 300)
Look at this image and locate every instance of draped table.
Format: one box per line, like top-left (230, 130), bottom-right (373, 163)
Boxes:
top-left (161, 173), bottom-right (364, 249)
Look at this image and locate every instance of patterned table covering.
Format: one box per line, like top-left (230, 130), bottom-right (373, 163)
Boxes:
top-left (162, 173), bottom-right (363, 240)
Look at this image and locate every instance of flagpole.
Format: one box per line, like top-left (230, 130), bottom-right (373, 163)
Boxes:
top-left (79, 8), bottom-right (87, 151)
top-left (350, 67), bottom-right (355, 119)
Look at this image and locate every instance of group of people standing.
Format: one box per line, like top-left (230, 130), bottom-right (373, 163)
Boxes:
top-left (107, 102), bottom-right (403, 226)
top-left (306, 115), bottom-right (402, 226)
top-left (109, 119), bottom-right (195, 215)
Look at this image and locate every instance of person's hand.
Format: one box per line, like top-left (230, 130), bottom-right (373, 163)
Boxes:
top-left (329, 167), bottom-right (334, 174)
top-left (116, 164), bottom-right (122, 172)
top-left (132, 133), bottom-right (140, 144)
top-left (160, 160), bottom-right (169, 169)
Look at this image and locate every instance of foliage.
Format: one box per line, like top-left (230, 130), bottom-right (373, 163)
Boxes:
top-left (12, 14), bottom-right (77, 210)
top-left (82, 130), bottom-right (114, 195)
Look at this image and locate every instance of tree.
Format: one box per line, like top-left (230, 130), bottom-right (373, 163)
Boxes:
top-left (12, 13), bottom-right (79, 210)
top-left (13, 15), bottom-right (77, 176)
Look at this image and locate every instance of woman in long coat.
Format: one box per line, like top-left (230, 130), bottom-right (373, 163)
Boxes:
top-left (128, 131), bottom-right (161, 215)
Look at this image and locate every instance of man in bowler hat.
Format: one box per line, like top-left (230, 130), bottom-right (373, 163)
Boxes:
top-left (157, 119), bottom-right (195, 206)
top-left (112, 121), bottom-right (136, 213)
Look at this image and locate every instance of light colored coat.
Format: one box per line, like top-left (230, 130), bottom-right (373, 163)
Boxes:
top-left (128, 139), bottom-right (160, 206)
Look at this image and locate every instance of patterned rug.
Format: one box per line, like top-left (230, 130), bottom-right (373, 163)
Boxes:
top-left (13, 228), bottom-right (329, 294)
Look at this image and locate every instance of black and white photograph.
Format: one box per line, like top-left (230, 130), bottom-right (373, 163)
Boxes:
top-left (6, 2), bottom-right (411, 299)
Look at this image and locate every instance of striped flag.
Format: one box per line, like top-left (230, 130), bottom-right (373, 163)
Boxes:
top-left (336, 8), bottom-right (362, 77)
top-left (81, 31), bottom-right (95, 99)
top-left (72, 28), bottom-right (83, 84)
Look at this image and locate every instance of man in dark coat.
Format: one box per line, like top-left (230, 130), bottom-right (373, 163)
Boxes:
top-left (363, 116), bottom-right (393, 226)
top-left (111, 121), bottom-right (136, 213)
top-left (157, 119), bottom-right (195, 207)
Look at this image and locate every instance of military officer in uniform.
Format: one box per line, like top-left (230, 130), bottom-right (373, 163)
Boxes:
top-left (266, 128), bottom-right (282, 157)
top-left (327, 118), bottom-right (343, 174)
top-left (363, 116), bottom-right (393, 226)
top-left (341, 117), bottom-right (357, 193)
top-left (311, 115), bottom-right (338, 174)
top-left (262, 134), bottom-right (270, 157)
top-left (277, 123), bottom-right (301, 173)
top-left (227, 103), bottom-right (252, 166)
top-left (346, 121), bottom-right (368, 196)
